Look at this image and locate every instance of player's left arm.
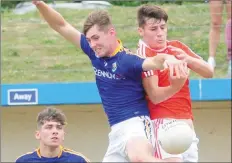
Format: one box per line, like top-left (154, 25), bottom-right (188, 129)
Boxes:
top-left (121, 53), bottom-right (165, 80)
top-left (169, 43), bottom-right (214, 78)
top-left (142, 54), bottom-right (182, 71)
top-left (142, 72), bottom-right (188, 104)
top-left (122, 53), bottom-right (186, 80)
top-left (120, 54), bottom-right (145, 79)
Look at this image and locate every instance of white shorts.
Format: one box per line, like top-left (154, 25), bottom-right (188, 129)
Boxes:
top-left (102, 116), bottom-right (155, 162)
top-left (153, 118), bottom-right (199, 162)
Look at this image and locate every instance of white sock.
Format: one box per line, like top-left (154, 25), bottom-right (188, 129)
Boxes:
top-left (208, 57), bottom-right (216, 67)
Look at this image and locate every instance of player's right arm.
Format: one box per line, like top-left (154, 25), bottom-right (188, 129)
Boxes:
top-left (168, 42), bottom-right (214, 78)
top-left (33, 1), bottom-right (81, 48)
top-left (142, 69), bottom-right (188, 104)
top-left (142, 54), bottom-right (188, 78)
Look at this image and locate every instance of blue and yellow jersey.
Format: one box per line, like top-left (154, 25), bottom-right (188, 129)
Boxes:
top-left (15, 146), bottom-right (90, 163)
top-left (80, 34), bottom-right (149, 126)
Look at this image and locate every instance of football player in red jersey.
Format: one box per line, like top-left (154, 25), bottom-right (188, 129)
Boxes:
top-left (136, 4), bottom-right (213, 162)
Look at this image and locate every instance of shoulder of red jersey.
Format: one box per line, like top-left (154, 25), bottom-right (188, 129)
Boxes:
top-left (167, 40), bottom-right (202, 59)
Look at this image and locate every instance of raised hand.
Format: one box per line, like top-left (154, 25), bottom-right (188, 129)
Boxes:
top-left (168, 45), bottom-right (191, 63)
top-left (163, 54), bottom-right (187, 78)
top-left (168, 62), bottom-right (189, 90)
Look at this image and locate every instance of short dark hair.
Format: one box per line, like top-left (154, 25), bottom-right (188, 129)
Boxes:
top-left (83, 10), bottom-right (112, 35)
top-left (37, 107), bottom-right (67, 128)
top-left (137, 4), bottom-right (168, 27)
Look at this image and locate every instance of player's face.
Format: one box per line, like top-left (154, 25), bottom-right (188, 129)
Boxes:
top-left (138, 18), bottom-right (167, 50)
top-left (36, 121), bottom-right (65, 148)
top-left (86, 24), bottom-right (116, 57)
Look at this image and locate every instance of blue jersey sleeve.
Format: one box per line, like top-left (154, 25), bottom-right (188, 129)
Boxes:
top-left (80, 34), bottom-right (96, 60)
top-left (120, 54), bottom-right (145, 80)
top-left (15, 156), bottom-right (25, 163)
top-left (70, 155), bottom-right (89, 163)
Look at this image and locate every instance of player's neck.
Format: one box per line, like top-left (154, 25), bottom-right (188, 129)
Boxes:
top-left (152, 45), bottom-right (167, 52)
top-left (39, 144), bottom-right (62, 158)
top-left (149, 43), bottom-right (167, 52)
top-left (109, 39), bottom-right (121, 57)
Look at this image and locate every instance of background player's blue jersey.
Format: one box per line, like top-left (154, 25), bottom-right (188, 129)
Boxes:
top-left (80, 35), bottom-right (149, 126)
top-left (15, 147), bottom-right (89, 163)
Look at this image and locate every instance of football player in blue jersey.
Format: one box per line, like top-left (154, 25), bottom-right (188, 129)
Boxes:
top-left (15, 107), bottom-right (89, 162)
top-left (32, 1), bottom-right (188, 162)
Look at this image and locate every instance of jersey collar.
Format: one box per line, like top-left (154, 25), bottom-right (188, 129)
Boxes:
top-left (111, 39), bottom-right (123, 57)
top-left (36, 145), bottom-right (63, 158)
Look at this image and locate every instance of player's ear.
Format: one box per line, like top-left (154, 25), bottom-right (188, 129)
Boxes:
top-left (137, 27), bottom-right (144, 37)
top-left (109, 27), bottom-right (116, 36)
top-left (35, 130), bottom-right (40, 140)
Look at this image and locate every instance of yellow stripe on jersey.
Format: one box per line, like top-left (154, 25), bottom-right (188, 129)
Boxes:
top-left (63, 148), bottom-right (90, 162)
top-left (111, 39), bottom-right (123, 57)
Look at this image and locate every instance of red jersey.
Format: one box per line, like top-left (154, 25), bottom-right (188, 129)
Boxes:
top-left (138, 40), bottom-right (202, 120)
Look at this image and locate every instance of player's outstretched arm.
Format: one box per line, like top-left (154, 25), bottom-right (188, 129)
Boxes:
top-left (142, 54), bottom-right (165, 71)
top-left (33, 1), bottom-right (81, 48)
top-left (142, 54), bottom-right (186, 76)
